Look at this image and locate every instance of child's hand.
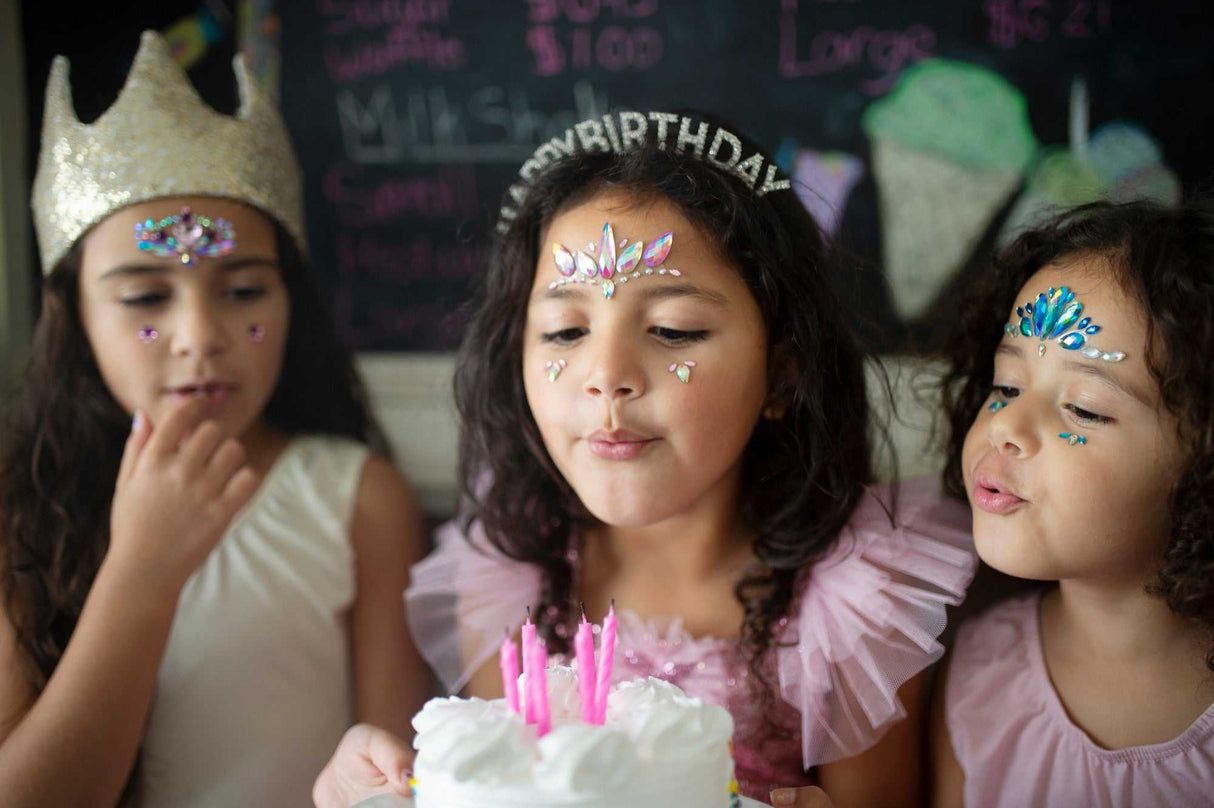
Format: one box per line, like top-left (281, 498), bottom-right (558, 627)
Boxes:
top-left (770, 786), bottom-right (835, 807)
top-left (107, 399), bottom-right (259, 598)
top-left (312, 724), bottom-right (415, 808)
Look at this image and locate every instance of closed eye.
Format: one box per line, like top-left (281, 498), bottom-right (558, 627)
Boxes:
top-left (1065, 403), bottom-right (1113, 425)
top-left (651, 327), bottom-right (709, 344)
top-left (992, 385), bottom-right (1020, 399)
top-left (540, 327), bottom-right (586, 344)
top-left (228, 287), bottom-right (267, 301)
top-left (120, 293), bottom-right (168, 307)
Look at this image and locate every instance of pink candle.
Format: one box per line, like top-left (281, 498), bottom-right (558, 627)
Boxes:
top-left (521, 609), bottom-right (537, 724)
top-left (500, 629), bottom-right (520, 714)
top-left (594, 600), bottom-right (617, 724)
top-left (532, 639), bottom-right (551, 737)
top-left (575, 604), bottom-right (597, 723)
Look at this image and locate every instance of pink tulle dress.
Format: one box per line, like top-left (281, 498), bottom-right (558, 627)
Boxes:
top-left (946, 593), bottom-right (1214, 808)
top-left (406, 477), bottom-right (975, 800)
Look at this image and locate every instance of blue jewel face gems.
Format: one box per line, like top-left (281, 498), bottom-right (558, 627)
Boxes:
top-left (545, 359), bottom-right (567, 382)
top-left (669, 360), bottom-right (696, 383)
top-left (989, 400), bottom-right (1008, 413)
top-left (1004, 286), bottom-right (1126, 362)
top-left (138, 325), bottom-right (159, 344)
top-left (550, 224), bottom-right (680, 298)
top-left (134, 207), bottom-right (236, 266)
top-left (1059, 432), bottom-right (1087, 446)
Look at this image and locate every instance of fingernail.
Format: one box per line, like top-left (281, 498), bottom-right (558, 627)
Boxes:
top-left (771, 789), bottom-right (796, 806)
top-left (131, 411), bottom-right (142, 430)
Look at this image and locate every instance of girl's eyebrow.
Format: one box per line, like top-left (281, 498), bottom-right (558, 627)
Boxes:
top-left (1060, 359), bottom-right (1151, 407)
top-left (535, 281), bottom-right (729, 308)
top-left (98, 255), bottom-right (278, 281)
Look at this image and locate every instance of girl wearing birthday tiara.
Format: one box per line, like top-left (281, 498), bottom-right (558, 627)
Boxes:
top-left (314, 110), bottom-right (976, 808)
top-left (929, 201), bottom-right (1214, 807)
top-left (0, 32), bottom-right (429, 807)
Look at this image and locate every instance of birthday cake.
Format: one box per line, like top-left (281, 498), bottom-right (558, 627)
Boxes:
top-left (410, 667), bottom-right (739, 808)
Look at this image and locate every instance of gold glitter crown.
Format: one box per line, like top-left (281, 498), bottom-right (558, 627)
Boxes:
top-left (31, 30), bottom-right (306, 275)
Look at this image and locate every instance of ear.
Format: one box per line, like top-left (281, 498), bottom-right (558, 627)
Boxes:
top-left (763, 341), bottom-right (797, 420)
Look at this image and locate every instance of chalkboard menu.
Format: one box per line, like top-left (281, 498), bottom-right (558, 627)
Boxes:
top-left (279, 0), bottom-right (1213, 352)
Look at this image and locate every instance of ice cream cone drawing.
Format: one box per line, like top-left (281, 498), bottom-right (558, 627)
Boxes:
top-left (998, 122), bottom-right (1180, 247)
top-left (862, 59), bottom-right (1038, 321)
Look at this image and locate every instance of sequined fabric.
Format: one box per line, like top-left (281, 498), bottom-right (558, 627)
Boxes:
top-left (31, 30), bottom-right (305, 273)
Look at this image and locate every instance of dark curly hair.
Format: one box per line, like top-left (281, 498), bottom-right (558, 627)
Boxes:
top-left (937, 199), bottom-right (1214, 670)
top-left (453, 112), bottom-right (884, 737)
top-left (0, 218), bottom-right (390, 697)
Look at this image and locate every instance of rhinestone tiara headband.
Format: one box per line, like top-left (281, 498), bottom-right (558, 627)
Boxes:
top-left (31, 30), bottom-right (306, 274)
top-left (497, 110), bottom-right (792, 234)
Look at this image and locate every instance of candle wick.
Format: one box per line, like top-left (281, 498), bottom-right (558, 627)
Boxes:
top-left (580, 601), bottom-right (587, 620)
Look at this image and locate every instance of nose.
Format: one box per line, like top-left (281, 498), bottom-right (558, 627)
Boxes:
top-left (987, 396), bottom-right (1040, 458)
top-left (582, 337), bottom-right (645, 402)
top-left (169, 295), bottom-right (228, 359)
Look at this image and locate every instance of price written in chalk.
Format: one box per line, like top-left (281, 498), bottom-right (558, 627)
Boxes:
top-left (984, 0), bottom-right (1112, 50)
top-left (523, 0), bottom-right (664, 76)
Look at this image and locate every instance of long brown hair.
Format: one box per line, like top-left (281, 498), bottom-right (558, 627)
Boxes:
top-left (0, 221), bottom-right (388, 693)
top-left (454, 116), bottom-right (884, 737)
top-left (938, 200), bottom-right (1214, 670)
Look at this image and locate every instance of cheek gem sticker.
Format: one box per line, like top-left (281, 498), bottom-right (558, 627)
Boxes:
top-left (669, 360), bottom-right (696, 384)
top-left (138, 326), bottom-right (159, 344)
top-left (1059, 432), bottom-right (1087, 446)
top-left (546, 359), bottom-right (567, 382)
top-left (248, 324), bottom-right (266, 343)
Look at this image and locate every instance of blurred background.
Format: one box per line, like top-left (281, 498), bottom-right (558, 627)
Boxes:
top-left (2, 0), bottom-right (1212, 512)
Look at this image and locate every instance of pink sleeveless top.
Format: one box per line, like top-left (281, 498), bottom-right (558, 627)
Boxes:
top-left (946, 593), bottom-right (1214, 808)
top-left (405, 477), bottom-right (975, 801)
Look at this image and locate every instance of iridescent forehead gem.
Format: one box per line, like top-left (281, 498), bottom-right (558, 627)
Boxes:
top-left (547, 223), bottom-right (680, 298)
top-left (134, 207), bottom-right (236, 266)
top-left (1003, 285), bottom-right (1126, 362)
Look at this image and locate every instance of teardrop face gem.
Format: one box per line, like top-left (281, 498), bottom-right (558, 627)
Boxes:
top-left (553, 244), bottom-right (576, 276)
top-left (1081, 347), bottom-right (1102, 359)
top-left (616, 241), bottom-right (644, 274)
top-left (599, 223), bottom-right (617, 279)
top-left (1058, 332), bottom-right (1087, 350)
top-left (601, 278), bottom-right (615, 299)
top-left (575, 250), bottom-right (597, 280)
top-left (675, 364), bottom-right (691, 384)
top-left (1038, 344), bottom-right (1046, 357)
top-left (1102, 351), bottom-right (1126, 362)
top-left (643, 232), bottom-right (672, 267)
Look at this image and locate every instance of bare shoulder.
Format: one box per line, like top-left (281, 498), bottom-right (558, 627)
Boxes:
top-left (928, 652), bottom-right (965, 808)
top-left (351, 455), bottom-right (425, 563)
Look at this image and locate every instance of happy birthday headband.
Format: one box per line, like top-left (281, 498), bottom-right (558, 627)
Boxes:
top-left (497, 110), bottom-right (792, 234)
top-left (31, 30), bottom-right (306, 274)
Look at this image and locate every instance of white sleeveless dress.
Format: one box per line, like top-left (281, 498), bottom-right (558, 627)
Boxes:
top-left (131, 435), bottom-right (368, 808)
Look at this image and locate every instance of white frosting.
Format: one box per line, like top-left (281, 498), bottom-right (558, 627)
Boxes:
top-left (412, 667), bottom-right (736, 808)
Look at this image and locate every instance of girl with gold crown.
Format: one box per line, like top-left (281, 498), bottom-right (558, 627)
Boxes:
top-left (0, 31), bottom-right (430, 807)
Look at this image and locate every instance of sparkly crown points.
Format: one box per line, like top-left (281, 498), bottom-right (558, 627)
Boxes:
top-left (31, 30), bottom-right (306, 274)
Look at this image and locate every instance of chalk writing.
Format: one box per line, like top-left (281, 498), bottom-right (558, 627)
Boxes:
top-left (526, 24), bottom-right (663, 75)
top-left (526, 0), bottom-right (659, 23)
top-left (336, 82), bottom-right (609, 164)
top-left (778, 14), bottom-right (937, 95)
top-left (318, 0), bottom-right (454, 35)
top-left (323, 162), bottom-right (479, 225)
top-left (985, 0), bottom-right (1111, 49)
